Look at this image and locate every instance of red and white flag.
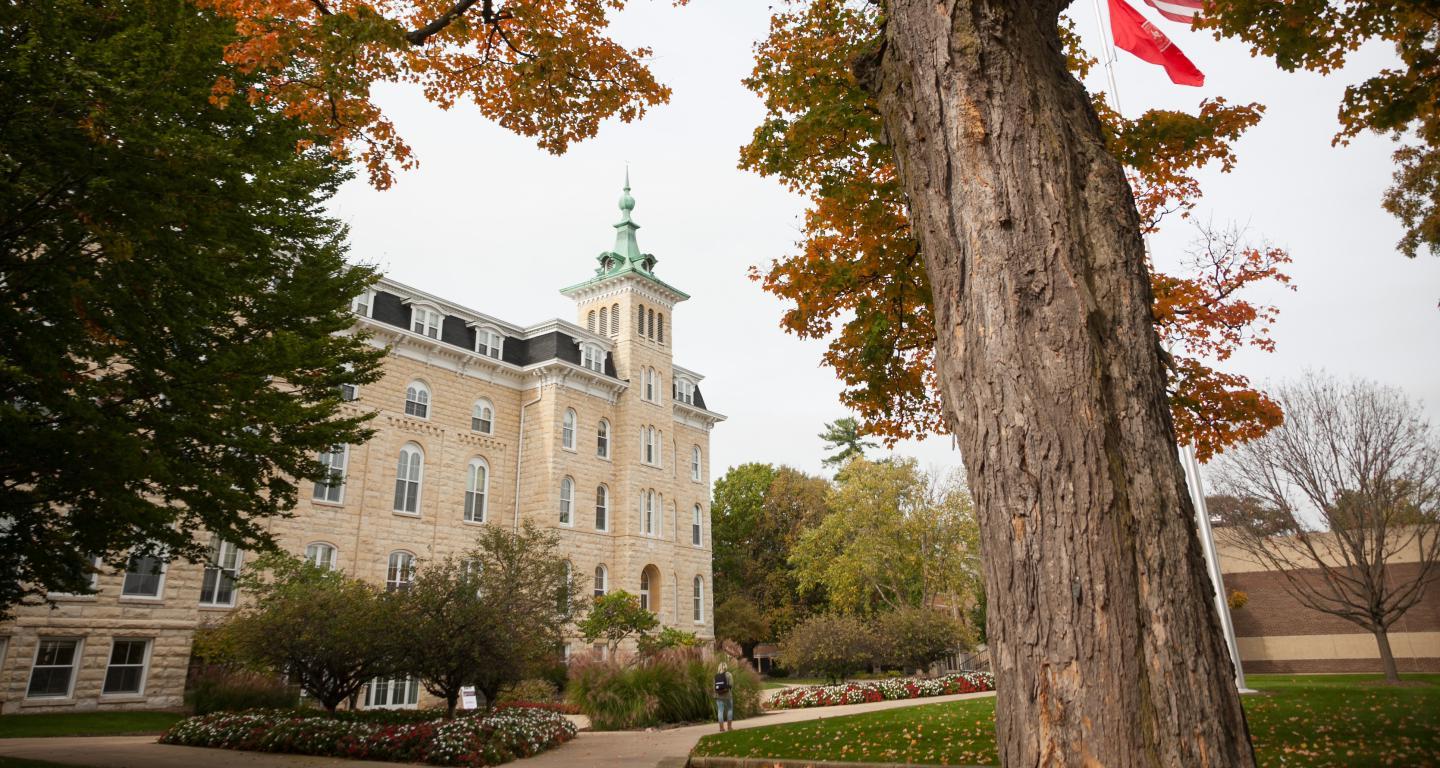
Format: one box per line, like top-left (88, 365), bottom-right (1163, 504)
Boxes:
top-left (1108, 0), bottom-right (1205, 87)
top-left (1142, 0), bottom-right (1204, 25)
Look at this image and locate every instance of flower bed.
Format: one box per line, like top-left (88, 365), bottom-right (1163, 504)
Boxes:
top-left (159, 706), bottom-right (576, 766)
top-left (765, 671), bottom-right (995, 711)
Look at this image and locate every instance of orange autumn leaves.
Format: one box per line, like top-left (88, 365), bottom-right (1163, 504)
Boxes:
top-left (742, 0), bottom-right (1289, 460)
top-left (198, 0), bottom-right (680, 188)
top-left (202, 0), bottom-right (1291, 460)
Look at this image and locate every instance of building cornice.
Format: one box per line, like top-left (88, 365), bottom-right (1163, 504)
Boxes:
top-left (673, 401), bottom-right (726, 431)
top-left (559, 273), bottom-right (689, 309)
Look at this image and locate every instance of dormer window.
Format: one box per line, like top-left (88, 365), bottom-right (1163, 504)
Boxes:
top-left (581, 344), bottom-right (605, 373)
top-left (474, 327), bottom-right (504, 359)
top-left (674, 378), bottom-right (696, 405)
top-left (350, 290), bottom-right (373, 318)
top-left (410, 306), bottom-right (441, 339)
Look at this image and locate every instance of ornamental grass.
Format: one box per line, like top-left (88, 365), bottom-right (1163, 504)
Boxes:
top-left (159, 706), bottom-right (576, 766)
top-left (765, 671), bottom-right (995, 710)
top-left (566, 648), bottom-right (762, 730)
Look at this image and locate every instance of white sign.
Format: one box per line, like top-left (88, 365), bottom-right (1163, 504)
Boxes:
top-left (460, 686), bottom-right (478, 710)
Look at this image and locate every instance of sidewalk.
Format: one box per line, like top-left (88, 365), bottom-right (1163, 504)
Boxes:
top-left (0, 691), bottom-right (995, 768)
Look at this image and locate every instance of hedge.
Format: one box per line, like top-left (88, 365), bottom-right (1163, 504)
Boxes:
top-left (765, 671), bottom-right (994, 710)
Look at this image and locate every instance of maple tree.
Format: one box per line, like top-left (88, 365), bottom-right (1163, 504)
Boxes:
top-left (1200, 0), bottom-right (1440, 258)
top-left (743, 1), bottom-right (1289, 460)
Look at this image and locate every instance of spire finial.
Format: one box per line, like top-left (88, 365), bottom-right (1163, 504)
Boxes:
top-left (619, 168), bottom-right (636, 217)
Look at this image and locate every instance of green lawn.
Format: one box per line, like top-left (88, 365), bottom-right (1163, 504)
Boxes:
top-left (695, 674), bottom-right (1440, 767)
top-left (0, 711), bottom-right (185, 739)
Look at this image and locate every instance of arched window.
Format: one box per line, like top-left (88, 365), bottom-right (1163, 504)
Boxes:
top-left (597, 419), bottom-right (610, 459)
top-left (637, 303), bottom-right (645, 333)
top-left (641, 489), bottom-right (658, 536)
top-left (559, 560), bottom-right (573, 613)
top-left (610, 304), bottom-right (619, 336)
top-left (647, 308), bottom-right (655, 338)
top-left (471, 399), bottom-right (494, 434)
top-left (691, 446), bottom-right (702, 482)
top-left (693, 576), bottom-right (704, 622)
top-left (393, 443), bottom-right (423, 514)
top-left (404, 382), bottom-right (430, 419)
top-left (594, 565), bottom-right (608, 598)
top-left (465, 458), bottom-right (488, 523)
top-left (386, 551), bottom-right (415, 591)
top-left (411, 306), bottom-right (441, 339)
top-left (475, 327), bottom-right (504, 359)
top-left (305, 543), bottom-right (337, 570)
top-left (692, 504), bottom-right (703, 546)
top-left (639, 569), bottom-right (652, 611)
top-left (559, 477), bottom-right (574, 525)
top-left (657, 314), bottom-right (665, 344)
top-left (587, 310), bottom-right (597, 332)
top-left (643, 426), bottom-right (657, 465)
top-left (598, 308), bottom-right (608, 335)
top-left (562, 408), bottom-right (576, 449)
top-left (595, 484), bottom-right (609, 531)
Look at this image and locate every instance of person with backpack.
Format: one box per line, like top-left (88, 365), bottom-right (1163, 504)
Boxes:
top-left (713, 661), bottom-right (735, 732)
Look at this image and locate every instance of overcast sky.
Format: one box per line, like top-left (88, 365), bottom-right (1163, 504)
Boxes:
top-left (326, 0), bottom-right (1440, 483)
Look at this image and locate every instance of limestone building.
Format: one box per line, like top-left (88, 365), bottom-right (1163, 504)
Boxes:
top-left (0, 181), bottom-right (724, 713)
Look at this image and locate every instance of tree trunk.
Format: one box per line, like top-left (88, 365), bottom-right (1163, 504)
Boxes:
top-left (1374, 628), bottom-right (1402, 682)
top-left (446, 692), bottom-right (459, 718)
top-left (857, 2), bottom-right (1255, 765)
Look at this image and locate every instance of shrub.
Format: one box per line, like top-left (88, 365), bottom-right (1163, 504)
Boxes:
top-left (495, 678), bottom-right (559, 707)
top-left (766, 671), bottom-right (995, 710)
top-left (160, 706), bottom-right (576, 766)
top-left (186, 666), bottom-right (300, 715)
top-left (877, 607), bottom-right (971, 673)
top-left (566, 648), bottom-right (761, 730)
top-left (779, 614), bottom-right (879, 683)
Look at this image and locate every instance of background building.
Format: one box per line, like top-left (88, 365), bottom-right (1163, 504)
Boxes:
top-left (0, 181), bottom-right (723, 713)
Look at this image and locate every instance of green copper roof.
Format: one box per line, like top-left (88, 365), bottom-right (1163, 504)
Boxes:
top-left (560, 174), bottom-right (690, 300)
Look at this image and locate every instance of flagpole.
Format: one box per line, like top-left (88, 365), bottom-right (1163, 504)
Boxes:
top-left (1088, 0), bottom-right (1250, 694)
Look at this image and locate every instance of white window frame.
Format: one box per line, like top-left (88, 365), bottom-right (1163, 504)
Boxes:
top-left (597, 419), bottom-right (610, 459)
top-left (465, 457), bottom-right (489, 523)
top-left (691, 446), bottom-right (702, 482)
top-left (411, 305), bottom-right (442, 339)
top-left (475, 327), bottom-right (504, 359)
top-left (26, 638), bottom-right (82, 700)
top-left (471, 399), bottom-right (494, 434)
top-left (313, 445), bottom-right (348, 504)
top-left (102, 638), bottom-right (152, 697)
top-left (404, 381), bottom-right (430, 419)
top-left (305, 542), bottom-right (338, 570)
top-left (559, 477), bottom-right (574, 526)
top-left (386, 551), bottom-right (415, 592)
top-left (350, 289), bottom-right (373, 318)
top-left (693, 577), bottom-right (705, 623)
top-left (562, 408), bottom-right (577, 450)
top-left (581, 344), bottom-right (605, 373)
top-left (365, 675), bottom-right (420, 709)
top-left (340, 382), bottom-right (360, 402)
top-left (639, 569), bottom-right (652, 612)
top-left (393, 443), bottom-right (424, 515)
top-left (692, 504), bottom-right (703, 547)
top-left (200, 537), bottom-right (242, 607)
top-left (594, 565), bottom-right (608, 598)
top-left (595, 484), bottom-right (609, 531)
top-left (120, 552), bottom-right (167, 600)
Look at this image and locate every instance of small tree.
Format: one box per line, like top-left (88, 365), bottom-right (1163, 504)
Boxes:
top-left (878, 607), bottom-right (971, 675)
top-left (466, 522), bottom-right (580, 708)
top-left (397, 557), bottom-right (495, 717)
top-left (207, 553), bottom-right (400, 713)
top-left (1216, 373), bottom-right (1440, 682)
top-left (636, 627), bottom-right (700, 657)
top-left (714, 595), bottom-right (769, 661)
top-left (779, 614), bottom-right (878, 684)
top-left (579, 590), bottom-right (659, 655)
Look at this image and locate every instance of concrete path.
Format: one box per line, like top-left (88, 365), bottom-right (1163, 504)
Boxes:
top-left (0, 691), bottom-right (995, 768)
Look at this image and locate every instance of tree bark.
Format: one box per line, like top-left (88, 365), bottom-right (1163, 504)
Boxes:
top-left (857, 2), bottom-right (1255, 764)
top-left (1374, 628), bottom-right (1401, 682)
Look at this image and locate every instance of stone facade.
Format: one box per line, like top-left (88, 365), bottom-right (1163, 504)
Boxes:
top-left (0, 184), bottom-right (723, 713)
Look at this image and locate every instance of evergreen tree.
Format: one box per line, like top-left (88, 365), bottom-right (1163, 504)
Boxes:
top-left (818, 416), bottom-right (877, 468)
top-left (0, 0), bottom-right (384, 616)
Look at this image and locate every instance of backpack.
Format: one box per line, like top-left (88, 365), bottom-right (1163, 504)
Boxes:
top-left (713, 672), bottom-right (731, 695)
